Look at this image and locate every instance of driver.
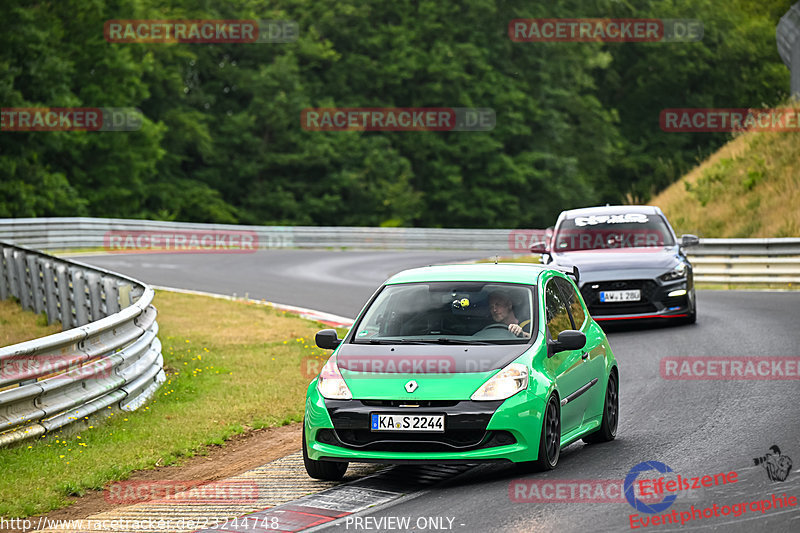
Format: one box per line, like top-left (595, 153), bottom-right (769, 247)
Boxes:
top-left (488, 290), bottom-right (531, 338)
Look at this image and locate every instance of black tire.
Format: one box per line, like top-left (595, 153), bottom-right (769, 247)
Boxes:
top-left (583, 370), bottom-right (618, 444)
top-left (680, 290), bottom-right (697, 325)
top-left (530, 394), bottom-right (561, 471)
top-left (302, 426), bottom-right (348, 481)
top-left (685, 297), bottom-right (697, 324)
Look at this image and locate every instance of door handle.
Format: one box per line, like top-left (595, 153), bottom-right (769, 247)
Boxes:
top-left (581, 351), bottom-right (589, 360)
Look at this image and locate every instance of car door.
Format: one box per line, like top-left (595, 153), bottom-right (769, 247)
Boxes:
top-left (554, 277), bottom-right (605, 426)
top-left (542, 277), bottom-right (592, 435)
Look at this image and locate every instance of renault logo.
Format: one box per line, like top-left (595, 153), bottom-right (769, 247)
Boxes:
top-left (405, 380), bottom-right (418, 393)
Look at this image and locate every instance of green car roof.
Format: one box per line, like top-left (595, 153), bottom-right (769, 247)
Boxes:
top-left (385, 263), bottom-right (550, 285)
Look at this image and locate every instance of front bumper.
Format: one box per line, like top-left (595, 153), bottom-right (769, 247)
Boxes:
top-left (579, 278), bottom-right (693, 322)
top-left (304, 382), bottom-right (546, 463)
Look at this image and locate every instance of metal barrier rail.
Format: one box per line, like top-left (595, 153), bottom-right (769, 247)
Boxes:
top-left (0, 241), bottom-right (164, 447)
top-left (0, 218), bottom-right (798, 284)
top-left (688, 239), bottom-right (800, 284)
top-left (690, 257), bottom-right (800, 284)
top-left (0, 217), bottom-right (511, 251)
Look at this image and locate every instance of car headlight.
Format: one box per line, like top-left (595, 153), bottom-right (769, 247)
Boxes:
top-left (471, 362), bottom-right (528, 401)
top-left (660, 262), bottom-right (688, 282)
top-left (317, 356), bottom-right (352, 400)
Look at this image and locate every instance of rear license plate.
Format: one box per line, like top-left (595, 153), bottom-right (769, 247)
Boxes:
top-left (370, 413), bottom-right (445, 432)
top-left (600, 289), bottom-right (641, 302)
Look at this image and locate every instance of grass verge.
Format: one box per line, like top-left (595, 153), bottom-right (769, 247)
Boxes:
top-left (0, 291), bottom-right (344, 517)
top-left (652, 109), bottom-right (800, 238)
top-left (0, 300), bottom-right (61, 346)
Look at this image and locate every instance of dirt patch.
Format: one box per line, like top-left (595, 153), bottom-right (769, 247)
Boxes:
top-left (1, 423), bottom-right (301, 532)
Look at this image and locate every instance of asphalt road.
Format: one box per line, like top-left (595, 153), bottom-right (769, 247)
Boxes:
top-left (71, 250), bottom-right (491, 318)
top-left (73, 251), bottom-right (800, 533)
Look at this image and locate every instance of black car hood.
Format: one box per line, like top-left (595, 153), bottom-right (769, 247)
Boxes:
top-left (551, 247), bottom-right (682, 283)
top-left (335, 342), bottom-right (530, 374)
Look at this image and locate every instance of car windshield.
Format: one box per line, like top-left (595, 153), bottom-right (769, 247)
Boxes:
top-left (351, 282), bottom-right (536, 345)
top-left (553, 213), bottom-right (675, 251)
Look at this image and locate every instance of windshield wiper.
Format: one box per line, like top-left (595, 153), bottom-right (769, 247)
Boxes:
top-left (434, 338), bottom-right (492, 345)
top-left (361, 338), bottom-right (492, 345)
top-left (363, 339), bottom-right (428, 345)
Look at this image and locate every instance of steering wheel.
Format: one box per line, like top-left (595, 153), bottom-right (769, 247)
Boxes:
top-left (481, 323), bottom-right (512, 331)
top-left (472, 323), bottom-right (518, 339)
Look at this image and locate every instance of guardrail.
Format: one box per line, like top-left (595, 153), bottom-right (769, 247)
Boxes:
top-left (0, 241), bottom-right (164, 447)
top-left (0, 218), bottom-right (798, 285)
top-left (0, 217), bottom-right (511, 251)
top-left (689, 239), bottom-right (800, 285)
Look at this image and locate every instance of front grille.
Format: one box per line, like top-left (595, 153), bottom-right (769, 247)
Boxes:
top-left (323, 399), bottom-right (506, 453)
top-left (319, 428), bottom-right (516, 453)
top-left (361, 400), bottom-right (460, 408)
top-left (581, 280), bottom-right (659, 315)
top-left (588, 302), bottom-right (658, 315)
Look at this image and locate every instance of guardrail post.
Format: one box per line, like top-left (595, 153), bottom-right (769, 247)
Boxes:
top-left (5, 248), bottom-right (20, 300)
top-left (0, 249), bottom-right (7, 301)
top-left (27, 255), bottom-right (45, 315)
top-left (87, 272), bottom-right (102, 320)
top-left (793, 33), bottom-right (800, 96)
top-left (72, 269), bottom-right (89, 326)
top-left (130, 283), bottom-right (144, 305)
top-left (103, 277), bottom-right (120, 314)
top-left (42, 261), bottom-right (59, 325)
top-left (118, 283), bottom-right (132, 309)
top-left (14, 251), bottom-right (33, 312)
top-left (55, 264), bottom-right (73, 329)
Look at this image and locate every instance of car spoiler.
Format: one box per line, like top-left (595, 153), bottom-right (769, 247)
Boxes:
top-left (552, 265), bottom-right (580, 284)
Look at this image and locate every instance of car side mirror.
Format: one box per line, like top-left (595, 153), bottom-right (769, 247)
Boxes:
top-left (530, 241), bottom-right (549, 254)
top-left (315, 329), bottom-right (341, 350)
top-left (681, 234), bottom-right (700, 247)
top-left (547, 330), bottom-right (586, 357)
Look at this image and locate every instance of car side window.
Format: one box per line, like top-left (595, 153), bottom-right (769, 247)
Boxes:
top-left (554, 277), bottom-right (586, 330)
top-left (545, 280), bottom-right (573, 340)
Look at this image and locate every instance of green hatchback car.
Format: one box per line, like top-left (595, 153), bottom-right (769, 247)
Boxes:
top-left (303, 263), bottom-right (619, 480)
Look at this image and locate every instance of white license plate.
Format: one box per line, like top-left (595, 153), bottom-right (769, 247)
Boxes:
top-left (371, 413), bottom-right (445, 432)
top-left (600, 289), bottom-right (641, 302)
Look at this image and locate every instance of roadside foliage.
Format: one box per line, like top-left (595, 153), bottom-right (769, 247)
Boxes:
top-left (0, 0), bottom-right (791, 228)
